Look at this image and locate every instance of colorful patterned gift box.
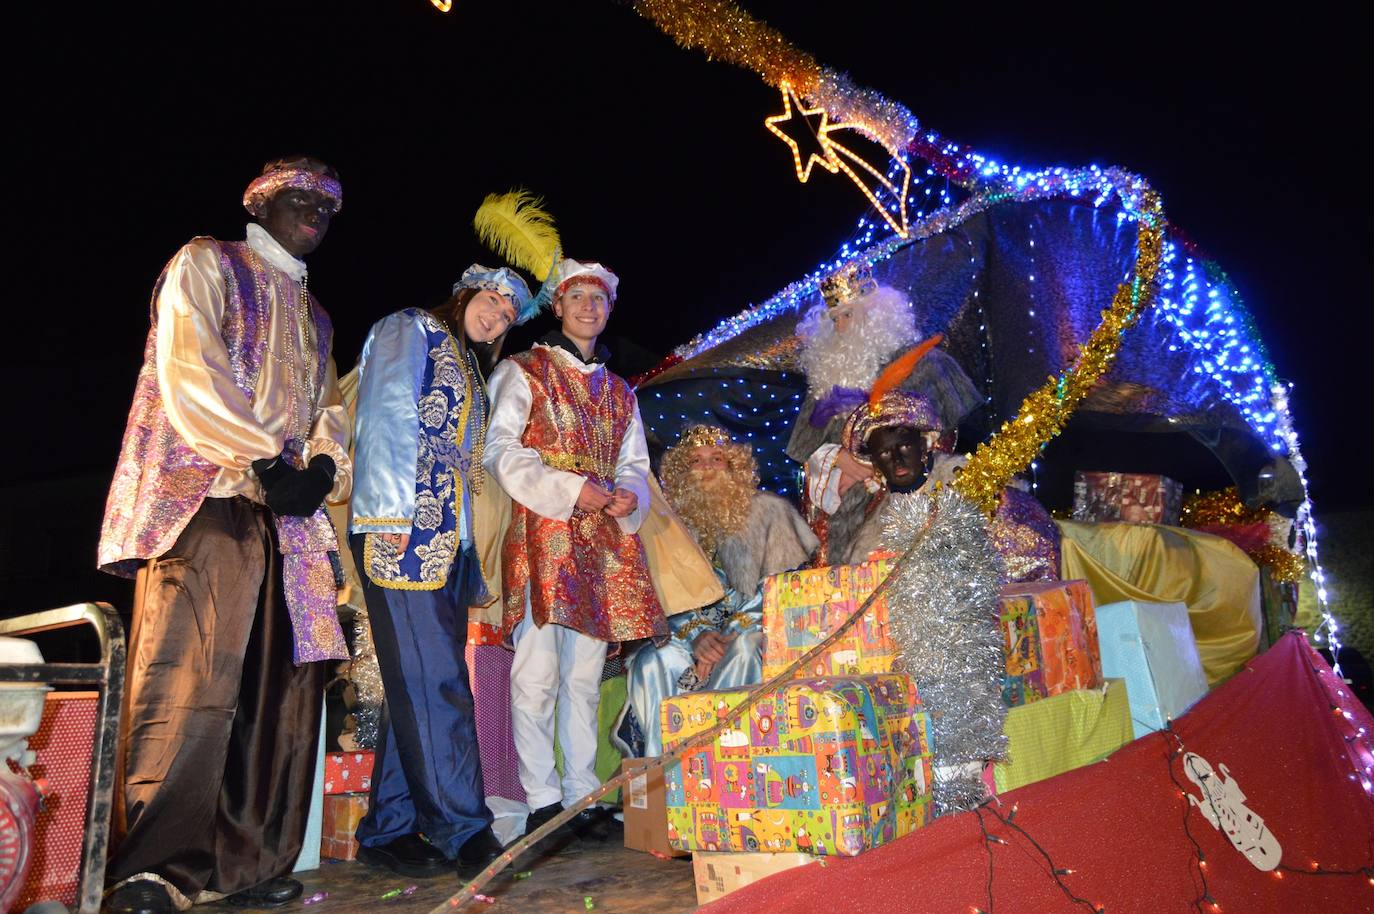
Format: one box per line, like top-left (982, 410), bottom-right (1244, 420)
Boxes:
top-left (999, 579), bottom-right (1103, 707)
top-left (1072, 471), bottom-right (1184, 526)
top-left (661, 673), bottom-right (933, 856)
top-left (761, 556), bottom-right (897, 680)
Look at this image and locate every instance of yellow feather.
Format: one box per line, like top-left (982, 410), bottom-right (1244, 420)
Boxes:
top-left (472, 190), bottom-right (561, 281)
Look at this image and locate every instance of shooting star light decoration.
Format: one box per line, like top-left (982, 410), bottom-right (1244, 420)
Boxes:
top-left (765, 82), bottom-right (913, 238)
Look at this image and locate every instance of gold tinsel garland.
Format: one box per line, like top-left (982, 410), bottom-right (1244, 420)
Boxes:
top-left (632, 0), bottom-right (820, 91)
top-left (1251, 545), bottom-right (1306, 584)
top-left (952, 193), bottom-right (1167, 512)
top-left (1180, 486), bottom-right (1270, 527)
top-left (630, 0), bottom-right (919, 151)
top-left (1181, 487), bottom-right (1306, 584)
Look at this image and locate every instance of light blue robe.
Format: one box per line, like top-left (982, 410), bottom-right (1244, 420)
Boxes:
top-left (626, 568), bottom-right (765, 756)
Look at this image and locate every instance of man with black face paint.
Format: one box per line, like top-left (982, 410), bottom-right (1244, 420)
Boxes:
top-left (98, 157), bottom-right (352, 914)
top-left (806, 351), bottom-right (946, 565)
top-left (866, 425), bottom-right (930, 495)
top-left (814, 389), bottom-right (1061, 581)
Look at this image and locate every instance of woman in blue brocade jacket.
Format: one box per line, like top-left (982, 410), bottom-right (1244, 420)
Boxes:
top-left (347, 265), bottom-right (539, 879)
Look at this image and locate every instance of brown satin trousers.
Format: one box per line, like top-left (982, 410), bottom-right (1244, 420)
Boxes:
top-left (107, 497), bottom-right (324, 902)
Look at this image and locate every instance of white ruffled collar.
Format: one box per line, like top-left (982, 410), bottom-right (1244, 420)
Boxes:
top-left (246, 223), bottom-right (307, 281)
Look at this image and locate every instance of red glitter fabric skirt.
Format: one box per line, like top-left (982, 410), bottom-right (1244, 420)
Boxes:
top-left (500, 502), bottom-right (668, 644)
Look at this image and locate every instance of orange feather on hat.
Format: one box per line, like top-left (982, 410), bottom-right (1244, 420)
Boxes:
top-left (868, 333), bottom-right (944, 412)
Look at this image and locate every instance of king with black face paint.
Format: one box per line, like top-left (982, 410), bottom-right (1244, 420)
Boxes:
top-left (99, 156), bottom-right (350, 914)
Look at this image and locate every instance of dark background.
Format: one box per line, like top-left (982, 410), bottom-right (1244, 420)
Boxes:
top-left (5, 1), bottom-right (1368, 619)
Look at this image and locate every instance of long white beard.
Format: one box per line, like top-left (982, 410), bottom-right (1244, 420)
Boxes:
top-left (797, 286), bottom-right (920, 397)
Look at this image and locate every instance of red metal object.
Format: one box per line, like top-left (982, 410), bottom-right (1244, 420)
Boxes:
top-left (0, 766), bottom-right (44, 913)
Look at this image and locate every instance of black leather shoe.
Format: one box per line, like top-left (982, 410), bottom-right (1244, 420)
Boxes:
top-left (455, 826), bottom-right (504, 878)
top-left (522, 801), bottom-right (564, 838)
top-left (225, 877), bottom-right (303, 908)
top-left (513, 801), bottom-right (576, 863)
top-left (568, 807), bottom-right (610, 842)
top-left (357, 833), bottom-right (450, 877)
top-left (103, 879), bottom-right (173, 914)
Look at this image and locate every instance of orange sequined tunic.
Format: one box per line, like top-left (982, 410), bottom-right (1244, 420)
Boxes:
top-left (499, 348), bottom-right (668, 644)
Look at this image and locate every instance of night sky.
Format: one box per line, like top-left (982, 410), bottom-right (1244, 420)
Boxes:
top-left (6, 1), bottom-right (1369, 612)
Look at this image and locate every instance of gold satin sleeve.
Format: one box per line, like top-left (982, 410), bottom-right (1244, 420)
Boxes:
top-left (155, 239), bottom-right (279, 470)
top-left (470, 480), bottom-right (512, 624)
top-left (1056, 520), bottom-right (1262, 685)
top-left (310, 355), bottom-right (353, 503)
top-left (156, 239), bottom-right (352, 501)
top-left (639, 476), bottom-right (726, 616)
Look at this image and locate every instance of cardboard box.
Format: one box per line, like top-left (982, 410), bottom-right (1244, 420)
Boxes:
top-left (621, 758), bottom-right (689, 858)
top-left (761, 556), bottom-right (897, 680)
top-left (692, 851), bottom-right (816, 905)
top-left (999, 579), bottom-right (1103, 707)
top-left (662, 673), bottom-right (933, 856)
top-left (1095, 600), bottom-right (1209, 738)
top-left (1072, 471), bottom-right (1184, 525)
top-left (323, 751), bottom-right (374, 795)
top-left (321, 793), bottom-right (369, 861)
top-left (993, 679), bottom-right (1133, 792)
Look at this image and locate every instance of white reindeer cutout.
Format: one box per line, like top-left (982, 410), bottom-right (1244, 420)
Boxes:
top-left (1182, 752), bottom-right (1282, 871)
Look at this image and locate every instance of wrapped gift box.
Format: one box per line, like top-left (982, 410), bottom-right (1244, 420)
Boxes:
top-left (662, 673), bottom-right (933, 856)
top-left (999, 579), bottom-right (1103, 707)
top-left (993, 679), bottom-right (1133, 792)
top-left (692, 851), bottom-right (817, 905)
top-left (465, 642), bottom-right (526, 804)
top-left (321, 793), bottom-right (370, 861)
top-left (1072, 471), bottom-right (1183, 525)
top-left (761, 556), bottom-right (897, 680)
top-left (1095, 600), bottom-right (1209, 738)
top-left (466, 620), bottom-right (503, 646)
top-left (323, 751), bottom-right (374, 795)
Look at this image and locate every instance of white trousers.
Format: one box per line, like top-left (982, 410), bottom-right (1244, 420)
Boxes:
top-left (509, 600), bottom-right (608, 809)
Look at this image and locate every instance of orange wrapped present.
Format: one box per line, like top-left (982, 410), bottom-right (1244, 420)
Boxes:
top-left (762, 556), bottom-right (897, 680)
top-left (999, 579), bottom-right (1103, 706)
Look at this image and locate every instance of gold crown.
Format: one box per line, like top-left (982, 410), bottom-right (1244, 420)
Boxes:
top-left (820, 262), bottom-right (877, 310)
top-left (677, 425), bottom-right (734, 450)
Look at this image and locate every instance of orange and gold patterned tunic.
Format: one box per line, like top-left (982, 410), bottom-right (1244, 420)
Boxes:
top-left (492, 345), bottom-right (669, 644)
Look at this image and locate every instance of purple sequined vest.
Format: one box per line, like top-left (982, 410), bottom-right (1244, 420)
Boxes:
top-left (97, 238), bottom-right (334, 576)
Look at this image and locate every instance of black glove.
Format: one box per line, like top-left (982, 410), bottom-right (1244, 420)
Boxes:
top-left (252, 455), bottom-right (294, 490)
top-left (252, 454), bottom-right (336, 517)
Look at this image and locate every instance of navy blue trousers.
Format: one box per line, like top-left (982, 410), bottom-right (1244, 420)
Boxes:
top-left (349, 536), bottom-right (491, 857)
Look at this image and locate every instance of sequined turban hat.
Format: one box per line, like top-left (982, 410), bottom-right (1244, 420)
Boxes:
top-left (842, 334), bottom-right (946, 455)
top-left (243, 158), bottom-right (343, 218)
top-left (453, 264), bottom-right (538, 325)
top-left (843, 390), bottom-right (942, 456)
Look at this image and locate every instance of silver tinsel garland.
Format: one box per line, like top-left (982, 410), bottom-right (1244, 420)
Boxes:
top-left (880, 486), bottom-right (1007, 816)
top-left (345, 608), bottom-right (384, 750)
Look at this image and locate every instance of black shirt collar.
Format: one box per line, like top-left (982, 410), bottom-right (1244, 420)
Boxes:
top-left (540, 330), bottom-right (610, 365)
